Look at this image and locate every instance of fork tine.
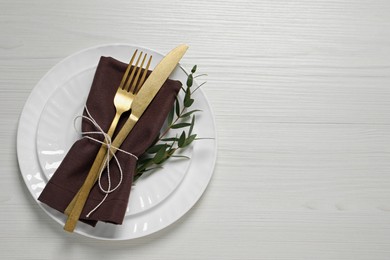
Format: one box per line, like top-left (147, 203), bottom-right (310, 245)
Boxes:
top-left (130, 53), bottom-right (147, 93)
top-left (118, 50), bottom-right (138, 90)
top-left (124, 51), bottom-right (143, 92)
top-left (135, 55), bottom-right (152, 94)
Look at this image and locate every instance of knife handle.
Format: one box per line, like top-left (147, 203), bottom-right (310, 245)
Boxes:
top-left (63, 157), bottom-right (105, 216)
top-left (63, 144), bottom-right (108, 231)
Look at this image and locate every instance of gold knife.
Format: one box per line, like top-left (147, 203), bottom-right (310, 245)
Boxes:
top-left (64, 44), bottom-right (189, 232)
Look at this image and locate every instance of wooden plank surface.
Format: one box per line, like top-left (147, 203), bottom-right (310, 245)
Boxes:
top-left (1, 0), bottom-right (390, 259)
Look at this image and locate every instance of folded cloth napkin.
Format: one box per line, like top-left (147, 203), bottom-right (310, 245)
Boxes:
top-left (38, 56), bottom-right (182, 226)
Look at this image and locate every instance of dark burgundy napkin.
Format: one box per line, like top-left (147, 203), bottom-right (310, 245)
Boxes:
top-left (38, 56), bottom-right (181, 226)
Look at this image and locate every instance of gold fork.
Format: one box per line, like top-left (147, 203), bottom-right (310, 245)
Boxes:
top-left (107, 50), bottom-right (152, 137)
top-left (63, 50), bottom-right (152, 224)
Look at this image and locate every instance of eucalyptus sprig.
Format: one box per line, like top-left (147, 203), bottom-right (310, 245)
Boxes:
top-left (134, 65), bottom-right (204, 182)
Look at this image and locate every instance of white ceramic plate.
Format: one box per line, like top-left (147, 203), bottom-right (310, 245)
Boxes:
top-left (16, 44), bottom-right (217, 240)
top-left (36, 64), bottom-right (192, 216)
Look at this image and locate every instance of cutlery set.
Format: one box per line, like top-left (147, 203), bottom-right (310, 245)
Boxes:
top-left (63, 44), bottom-right (188, 232)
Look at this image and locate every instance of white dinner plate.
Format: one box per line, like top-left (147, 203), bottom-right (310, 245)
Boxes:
top-left (16, 44), bottom-right (217, 240)
top-left (36, 64), bottom-right (192, 216)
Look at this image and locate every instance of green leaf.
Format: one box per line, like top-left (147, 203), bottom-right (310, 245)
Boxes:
top-left (137, 157), bottom-right (152, 166)
top-left (186, 74), bottom-right (193, 87)
top-left (136, 158), bottom-right (154, 172)
top-left (147, 144), bottom-right (166, 154)
top-left (184, 134), bottom-right (197, 147)
top-left (153, 144), bottom-right (167, 164)
top-left (161, 137), bottom-right (179, 142)
top-left (171, 155), bottom-right (190, 159)
top-left (157, 157), bottom-right (169, 165)
top-left (167, 105), bottom-right (174, 126)
top-left (189, 115), bottom-right (195, 136)
top-left (184, 88), bottom-right (194, 107)
top-left (175, 97), bottom-right (180, 117)
top-left (185, 99), bottom-right (194, 107)
top-left (171, 123), bottom-right (191, 129)
top-left (184, 86), bottom-right (191, 101)
top-left (141, 166), bottom-right (163, 172)
top-left (178, 131), bottom-right (186, 147)
top-left (181, 109), bottom-right (201, 118)
top-left (167, 147), bottom-right (177, 157)
top-left (191, 65), bottom-right (197, 73)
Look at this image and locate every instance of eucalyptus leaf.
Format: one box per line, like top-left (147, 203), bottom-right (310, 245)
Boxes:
top-left (156, 156), bottom-right (169, 165)
top-left (167, 148), bottom-right (176, 156)
top-left (182, 109), bottom-right (201, 118)
top-left (184, 98), bottom-right (194, 107)
top-left (141, 166), bottom-right (162, 172)
top-left (136, 158), bottom-right (154, 172)
top-left (171, 155), bottom-right (190, 159)
top-left (184, 134), bottom-right (197, 147)
top-left (175, 96), bottom-right (180, 117)
top-left (191, 65), bottom-right (197, 73)
top-left (147, 144), bottom-right (166, 154)
top-left (167, 106), bottom-right (174, 125)
top-left (184, 87), bottom-right (191, 104)
top-left (137, 157), bottom-right (154, 165)
top-left (178, 131), bottom-right (186, 147)
top-left (189, 115), bottom-right (195, 136)
top-left (171, 122), bottom-right (191, 129)
top-left (153, 144), bottom-right (167, 164)
top-left (186, 74), bottom-right (193, 87)
top-left (161, 137), bottom-right (179, 142)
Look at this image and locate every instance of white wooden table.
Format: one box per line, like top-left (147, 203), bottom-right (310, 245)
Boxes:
top-left (1, 0), bottom-right (390, 259)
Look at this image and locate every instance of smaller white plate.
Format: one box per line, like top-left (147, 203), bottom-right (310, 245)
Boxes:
top-left (36, 64), bottom-right (192, 216)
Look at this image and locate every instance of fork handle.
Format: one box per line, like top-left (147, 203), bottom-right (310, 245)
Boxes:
top-left (107, 112), bottom-right (122, 138)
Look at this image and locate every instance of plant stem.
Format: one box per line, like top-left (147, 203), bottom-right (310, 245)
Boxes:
top-left (158, 105), bottom-right (187, 140)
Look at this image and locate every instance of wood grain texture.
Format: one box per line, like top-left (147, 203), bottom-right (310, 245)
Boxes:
top-left (1, 0), bottom-right (390, 259)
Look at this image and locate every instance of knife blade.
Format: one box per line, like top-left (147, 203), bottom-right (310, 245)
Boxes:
top-left (64, 44), bottom-right (189, 232)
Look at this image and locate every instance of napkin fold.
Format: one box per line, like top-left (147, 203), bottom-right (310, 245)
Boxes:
top-left (38, 56), bottom-right (182, 226)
